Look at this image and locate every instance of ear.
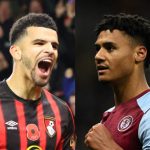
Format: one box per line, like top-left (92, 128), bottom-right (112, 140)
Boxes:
top-left (134, 46), bottom-right (147, 63)
top-left (9, 45), bottom-right (22, 60)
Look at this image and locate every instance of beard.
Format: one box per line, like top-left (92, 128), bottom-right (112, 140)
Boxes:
top-left (31, 69), bottom-right (51, 87)
top-left (21, 54), bottom-right (51, 87)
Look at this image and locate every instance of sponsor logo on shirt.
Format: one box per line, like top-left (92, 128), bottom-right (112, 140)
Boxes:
top-left (44, 117), bottom-right (56, 138)
top-left (26, 124), bottom-right (40, 141)
top-left (118, 115), bottom-right (133, 132)
top-left (27, 145), bottom-right (42, 150)
top-left (5, 120), bottom-right (18, 130)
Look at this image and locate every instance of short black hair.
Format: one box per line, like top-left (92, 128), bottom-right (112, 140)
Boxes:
top-left (9, 13), bottom-right (57, 45)
top-left (95, 13), bottom-right (150, 68)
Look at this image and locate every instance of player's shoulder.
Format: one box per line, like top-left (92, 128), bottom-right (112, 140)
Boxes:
top-left (138, 108), bottom-right (150, 144)
top-left (43, 89), bottom-right (69, 111)
top-left (137, 90), bottom-right (150, 113)
top-left (138, 90), bottom-right (150, 141)
top-left (0, 80), bottom-right (5, 89)
top-left (0, 80), bottom-right (9, 97)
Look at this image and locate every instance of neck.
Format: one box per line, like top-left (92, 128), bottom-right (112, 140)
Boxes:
top-left (112, 69), bottom-right (149, 106)
top-left (6, 68), bottom-right (42, 100)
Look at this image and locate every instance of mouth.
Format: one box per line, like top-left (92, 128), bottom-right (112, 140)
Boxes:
top-left (96, 65), bottom-right (109, 75)
top-left (97, 65), bottom-right (109, 71)
top-left (38, 59), bottom-right (52, 75)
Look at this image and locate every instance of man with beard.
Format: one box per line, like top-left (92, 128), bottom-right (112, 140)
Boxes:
top-left (0, 13), bottom-right (75, 150)
top-left (85, 13), bottom-right (150, 150)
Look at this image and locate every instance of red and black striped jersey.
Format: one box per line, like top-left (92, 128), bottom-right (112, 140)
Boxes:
top-left (0, 80), bottom-right (75, 150)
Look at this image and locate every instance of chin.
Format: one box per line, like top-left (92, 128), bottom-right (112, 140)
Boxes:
top-left (98, 76), bottom-right (111, 83)
top-left (34, 78), bottom-right (50, 87)
top-left (35, 82), bottom-right (47, 87)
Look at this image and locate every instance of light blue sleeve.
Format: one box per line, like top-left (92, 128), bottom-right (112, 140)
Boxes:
top-left (138, 109), bottom-right (150, 150)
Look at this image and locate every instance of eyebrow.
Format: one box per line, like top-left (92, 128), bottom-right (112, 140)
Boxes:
top-left (103, 41), bottom-right (117, 48)
top-left (95, 41), bottom-right (118, 47)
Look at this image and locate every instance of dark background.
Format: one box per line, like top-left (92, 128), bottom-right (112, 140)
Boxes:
top-left (76, 0), bottom-right (150, 149)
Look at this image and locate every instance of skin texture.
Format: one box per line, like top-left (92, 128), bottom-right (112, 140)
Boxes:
top-left (95, 29), bottom-right (148, 104)
top-left (7, 26), bottom-right (59, 100)
top-left (95, 30), bottom-right (140, 83)
top-left (85, 29), bottom-right (149, 150)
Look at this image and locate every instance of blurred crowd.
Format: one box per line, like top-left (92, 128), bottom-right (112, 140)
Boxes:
top-left (0, 0), bottom-right (75, 115)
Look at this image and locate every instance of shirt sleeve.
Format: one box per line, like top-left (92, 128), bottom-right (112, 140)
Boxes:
top-left (57, 104), bottom-right (76, 150)
top-left (138, 109), bottom-right (150, 150)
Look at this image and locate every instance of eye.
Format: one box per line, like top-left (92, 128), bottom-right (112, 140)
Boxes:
top-left (104, 43), bottom-right (116, 52)
top-left (34, 42), bottom-right (44, 45)
top-left (106, 45), bottom-right (113, 51)
top-left (95, 44), bottom-right (101, 52)
top-left (52, 43), bottom-right (59, 50)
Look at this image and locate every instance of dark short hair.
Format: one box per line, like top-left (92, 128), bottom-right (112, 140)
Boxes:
top-left (95, 13), bottom-right (150, 68)
top-left (9, 13), bottom-right (57, 45)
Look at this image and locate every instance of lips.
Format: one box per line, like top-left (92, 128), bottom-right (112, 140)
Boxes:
top-left (96, 65), bottom-right (109, 75)
top-left (37, 57), bottom-right (54, 78)
top-left (38, 59), bottom-right (52, 73)
top-left (97, 65), bottom-right (109, 71)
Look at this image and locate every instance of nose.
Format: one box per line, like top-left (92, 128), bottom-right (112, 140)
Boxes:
top-left (95, 48), bottom-right (106, 63)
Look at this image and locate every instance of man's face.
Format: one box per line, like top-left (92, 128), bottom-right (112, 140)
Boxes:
top-left (17, 26), bottom-right (59, 87)
top-left (95, 29), bottom-right (136, 83)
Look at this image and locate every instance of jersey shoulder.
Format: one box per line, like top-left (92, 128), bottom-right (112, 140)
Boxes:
top-left (137, 91), bottom-right (150, 113)
top-left (43, 89), bottom-right (71, 113)
top-left (0, 80), bottom-right (6, 91)
top-left (0, 80), bottom-right (11, 99)
top-left (135, 91), bottom-right (150, 148)
top-left (42, 89), bottom-right (75, 130)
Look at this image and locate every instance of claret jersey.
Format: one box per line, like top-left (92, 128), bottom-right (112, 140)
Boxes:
top-left (101, 89), bottom-right (150, 150)
top-left (0, 80), bottom-right (75, 150)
